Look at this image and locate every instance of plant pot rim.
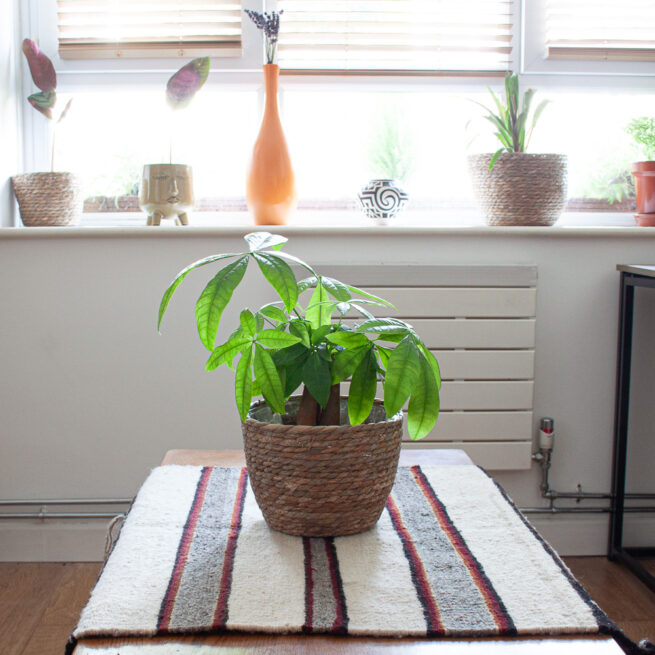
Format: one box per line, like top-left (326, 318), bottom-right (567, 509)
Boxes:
top-left (142, 163), bottom-right (192, 169)
top-left (468, 152), bottom-right (567, 160)
top-left (631, 160), bottom-right (655, 171)
top-left (13, 171), bottom-right (76, 178)
top-left (244, 395), bottom-right (403, 430)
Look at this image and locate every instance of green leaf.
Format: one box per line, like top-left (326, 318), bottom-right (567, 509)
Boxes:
top-left (376, 344), bottom-right (391, 369)
top-left (255, 312), bottom-right (265, 332)
top-left (321, 277), bottom-right (352, 302)
top-left (289, 320), bottom-right (311, 347)
top-left (252, 252), bottom-right (298, 313)
top-left (158, 252), bottom-right (241, 331)
top-left (348, 349), bottom-right (378, 425)
top-left (265, 250), bottom-right (316, 276)
top-left (326, 331), bottom-right (370, 349)
top-left (488, 148), bottom-right (505, 170)
top-left (376, 333), bottom-right (405, 344)
top-left (244, 232), bottom-right (288, 252)
top-left (345, 284), bottom-right (394, 308)
top-left (384, 335), bottom-right (420, 417)
top-left (351, 303), bottom-right (375, 319)
top-left (256, 329), bottom-right (302, 349)
top-left (297, 276), bottom-right (318, 294)
top-left (283, 358), bottom-right (307, 397)
top-left (272, 342), bottom-right (309, 366)
top-left (27, 91), bottom-right (56, 119)
top-left (407, 354), bottom-right (440, 440)
top-left (166, 57), bottom-right (210, 110)
top-left (418, 344), bottom-right (442, 390)
top-left (253, 343), bottom-right (285, 414)
top-left (195, 255), bottom-right (249, 350)
top-left (357, 318), bottom-right (412, 335)
top-left (332, 345), bottom-right (370, 384)
top-left (240, 309), bottom-right (257, 337)
top-left (235, 347), bottom-right (253, 422)
top-left (259, 303), bottom-right (288, 324)
top-left (303, 351), bottom-right (332, 408)
top-left (311, 325), bottom-right (332, 345)
top-left (205, 334), bottom-right (252, 371)
top-left (306, 281), bottom-right (331, 329)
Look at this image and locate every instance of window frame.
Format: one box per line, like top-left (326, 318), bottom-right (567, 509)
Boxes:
top-left (521, 0), bottom-right (655, 79)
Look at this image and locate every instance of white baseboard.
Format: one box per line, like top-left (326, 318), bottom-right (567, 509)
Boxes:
top-left (1, 514), bottom-right (654, 561)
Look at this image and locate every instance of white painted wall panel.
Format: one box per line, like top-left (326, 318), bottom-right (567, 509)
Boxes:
top-left (433, 349), bottom-right (534, 380)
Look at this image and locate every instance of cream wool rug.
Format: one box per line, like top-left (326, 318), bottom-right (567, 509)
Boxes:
top-left (67, 465), bottom-right (633, 652)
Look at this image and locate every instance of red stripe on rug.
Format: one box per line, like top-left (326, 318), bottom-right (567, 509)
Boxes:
top-left (212, 467), bottom-right (248, 629)
top-left (325, 538), bottom-right (348, 634)
top-left (386, 495), bottom-right (444, 634)
top-left (410, 465), bottom-right (515, 634)
top-left (303, 538), bottom-right (314, 633)
top-left (158, 466), bottom-right (213, 632)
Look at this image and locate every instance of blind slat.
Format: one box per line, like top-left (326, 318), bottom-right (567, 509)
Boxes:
top-left (545, 1), bottom-right (655, 62)
top-left (277, 0), bottom-right (513, 75)
top-left (57, 0), bottom-right (242, 59)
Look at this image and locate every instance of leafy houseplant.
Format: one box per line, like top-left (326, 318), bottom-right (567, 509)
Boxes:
top-left (467, 72), bottom-right (567, 226)
top-left (12, 39), bottom-right (80, 226)
top-left (158, 232), bottom-right (441, 536)
top-left (626, 117), bottom-right (655, 224)
top-left (138, 57), bottom-right (209, 226)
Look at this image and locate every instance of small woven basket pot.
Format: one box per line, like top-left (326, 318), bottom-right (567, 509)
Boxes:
top-left (467, 153), bottom-right (568, 226)
top-left (242, 396), bottom-right (403, 537)
top-left (12, 172), bottom-right (82, 227)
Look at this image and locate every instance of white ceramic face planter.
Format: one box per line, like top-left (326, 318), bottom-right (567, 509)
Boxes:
top-left (139, 164), bottom-right (194, 226)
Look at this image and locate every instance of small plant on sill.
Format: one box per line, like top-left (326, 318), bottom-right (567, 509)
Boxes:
top-left (475, 71), bottom-right (550, 169)
top-left (158, 232), bottom-right (441, 439)
top-left (626, 117), bottom-right (655, 161)
top-left (244, 9), bottom-right (283, 64)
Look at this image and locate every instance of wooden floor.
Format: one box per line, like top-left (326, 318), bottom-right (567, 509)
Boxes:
top-left (0, 558), bottom-right (653, 655)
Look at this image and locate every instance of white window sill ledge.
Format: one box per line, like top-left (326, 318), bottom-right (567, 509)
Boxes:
top-left (1, 211), bottom-right (652, 239)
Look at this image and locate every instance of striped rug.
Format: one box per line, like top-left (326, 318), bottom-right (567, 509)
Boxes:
top-left (68, 464), bottom-right (627, 651)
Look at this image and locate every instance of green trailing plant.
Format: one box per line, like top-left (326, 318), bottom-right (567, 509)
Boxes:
top-left (476, 71), bottom-right (549, 169)
top-left (21, 38), bottom-right (73, 171)
top-left (158, 232), bottom-right (441, 440)
top-left (626, 117), bottom-right (655, 161)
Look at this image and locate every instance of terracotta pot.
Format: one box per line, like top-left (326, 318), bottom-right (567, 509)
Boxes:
top-left (139, 164), bottom-right (194, 226)
top-left (12, 172), bottom-right (82, 226)
top-left (467, 153), bottom-right (568, 226)
top-left (246, 64), bottom-right (297, 226)
top-left (631, 161), bottom-right (655, 216)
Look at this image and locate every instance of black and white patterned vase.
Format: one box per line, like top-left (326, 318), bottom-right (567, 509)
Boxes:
top-left (358, 179), bottom-right (409, 225)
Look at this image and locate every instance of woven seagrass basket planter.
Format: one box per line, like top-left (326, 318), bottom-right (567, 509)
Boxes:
top-left (468, 153), bottom-right (568, 226)
top-left (12, 172), bottom-right (82, 227)
top-left (242, 396), bottom-right (403, 537)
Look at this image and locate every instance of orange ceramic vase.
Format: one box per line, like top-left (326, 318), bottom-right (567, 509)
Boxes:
top-left (246, 64), bottom-right (297, 225)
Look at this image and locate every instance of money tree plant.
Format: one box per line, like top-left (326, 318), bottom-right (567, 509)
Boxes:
top-left (158, 233), bottom-right (441, 440)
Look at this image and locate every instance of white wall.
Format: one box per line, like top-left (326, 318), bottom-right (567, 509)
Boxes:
top-left (0, 226), bottom-right (654, 559)
top-left (0, 0), bottom-right (21, 227)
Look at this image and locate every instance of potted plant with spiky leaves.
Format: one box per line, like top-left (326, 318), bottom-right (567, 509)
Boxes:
top-left (139, 57), bottom-right (209, 226)
top-left (467, 72), bottom-right (567, 226)
top-left (12, 39), bottom-right (79, 226)
top-left (158, 232), bottom-right (441, 537)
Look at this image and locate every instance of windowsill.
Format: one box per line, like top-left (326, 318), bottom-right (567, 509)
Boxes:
top-left (1, 210), bottom-right (652, 237)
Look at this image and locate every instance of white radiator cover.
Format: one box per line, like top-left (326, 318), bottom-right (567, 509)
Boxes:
top-left (323, 265), bottom-right (537, 470)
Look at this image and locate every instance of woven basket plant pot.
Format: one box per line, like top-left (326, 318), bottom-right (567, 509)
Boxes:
top-left (242, 396), bottom-right (403, 537)
top-left (467, 153), bottom-right (568, 226)
top-left (12, 172), bottom-right (82, 227)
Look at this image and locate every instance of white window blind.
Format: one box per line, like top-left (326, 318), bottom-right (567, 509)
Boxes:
top-left (56, 0), bottom-right (242, 59)
top-left (276, 0), bottom-right (513, 75)
top-left (546, 0), bottom-right (655, 62)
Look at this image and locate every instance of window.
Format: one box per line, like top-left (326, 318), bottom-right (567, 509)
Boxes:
top-left (19, 0), bottom-right (655, 226)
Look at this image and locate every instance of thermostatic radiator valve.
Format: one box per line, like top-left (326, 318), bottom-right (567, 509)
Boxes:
top-left (539, 417), bottom-right (554, 451)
